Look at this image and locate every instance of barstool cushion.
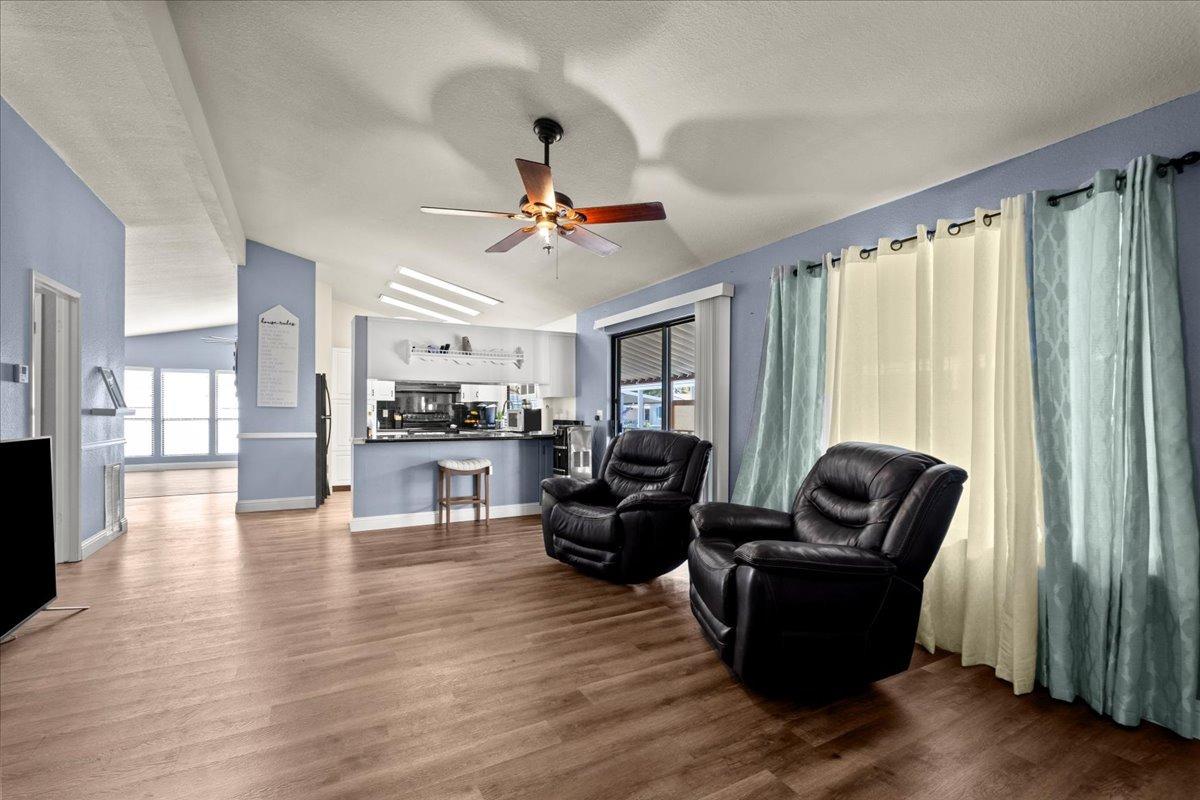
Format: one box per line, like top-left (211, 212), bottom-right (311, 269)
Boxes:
top-left (438, 458), bottom-right (492, 472)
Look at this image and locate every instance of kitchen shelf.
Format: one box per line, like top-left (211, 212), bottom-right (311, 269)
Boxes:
top-left (398, 340), bottom-right (524, 369)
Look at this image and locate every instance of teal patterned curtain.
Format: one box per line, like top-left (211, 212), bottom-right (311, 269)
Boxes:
top-left (1031, 156), bottom-right (1200, 739)
top-left (732, 263), bottom-right (826, 510)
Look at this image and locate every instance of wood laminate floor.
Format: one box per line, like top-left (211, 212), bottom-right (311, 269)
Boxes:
top-left (1, 492), bottom-right (1196, 799)
top-left (125, 467), bottom-right (238, 498)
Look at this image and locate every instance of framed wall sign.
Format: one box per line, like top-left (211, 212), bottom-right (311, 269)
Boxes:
top-left (256, 304), bottom-right (299, 408)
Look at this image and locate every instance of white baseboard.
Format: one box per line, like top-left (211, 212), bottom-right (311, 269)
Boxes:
top-left (235, 496), bottom-right (317, 513)
top-left (350, 502), bottom-right (541, 532)
top-left (125, 461), bottom-right (237, 472)
top-left (81, 516), bottom-right (128, 559)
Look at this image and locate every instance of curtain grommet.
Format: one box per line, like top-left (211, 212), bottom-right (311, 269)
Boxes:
top-left (948, 222), bottom-right (961, 236)
top-left (890, 239), bottom-right (903, 251)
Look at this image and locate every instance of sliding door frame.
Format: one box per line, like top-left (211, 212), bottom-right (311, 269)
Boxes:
top-left (609, 314), bottom-right (694, 435)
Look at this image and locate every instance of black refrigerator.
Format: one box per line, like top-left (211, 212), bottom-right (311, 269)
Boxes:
top-left (316, 373), bottom-right (331, 506)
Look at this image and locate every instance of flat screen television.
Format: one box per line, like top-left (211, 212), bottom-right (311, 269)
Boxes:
top-left (1, 437), bottom-right (57, 639)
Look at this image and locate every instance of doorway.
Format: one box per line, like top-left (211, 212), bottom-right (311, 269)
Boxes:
top-left (31, 272), bottom-right (82, 563)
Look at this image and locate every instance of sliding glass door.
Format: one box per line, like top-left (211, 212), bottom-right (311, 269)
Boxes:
top-left (612, 317), bottom-right (696, 435)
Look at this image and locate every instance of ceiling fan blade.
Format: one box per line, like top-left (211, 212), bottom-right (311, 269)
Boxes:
top-left (421, 206), bottom-right (523, 220)
top-left (515, 159), bottom-right (555, 209)
top-left (572, 202), bottom-right (666, 224)
top-left (485, 227), bottom-right (535, 253)
top-left (560, 225), bottom-right (621, 257)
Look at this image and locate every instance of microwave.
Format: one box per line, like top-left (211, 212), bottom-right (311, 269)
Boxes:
top-left (507, 408), bottom-right (542, 432)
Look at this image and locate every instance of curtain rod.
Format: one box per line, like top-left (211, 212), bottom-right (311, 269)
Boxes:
top-left (1045, 149), bottom-right (1198, 206)
top-left (796, 211), bottom-right (1000, 275)
top-left (794, 148), bottom-right (1199, 276)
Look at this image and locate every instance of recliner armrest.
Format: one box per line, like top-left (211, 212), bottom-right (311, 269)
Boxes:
top-left (690, 502), bottom-right (792, 542)
top-left (541, 476), bottom-right (604, 503)
top-left (734, 541), bottom-right (896, 577)
top-left (616, 490), bottom-right (693, 513)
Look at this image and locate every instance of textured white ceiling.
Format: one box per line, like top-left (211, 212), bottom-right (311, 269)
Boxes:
top-left (0, 0), bottom-right (244, 336)
top-left (6, 1), bottom-right (1200, 332)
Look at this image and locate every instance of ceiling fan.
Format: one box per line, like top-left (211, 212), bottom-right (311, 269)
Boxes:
top-left (420, 118), bottom-right (666, 257)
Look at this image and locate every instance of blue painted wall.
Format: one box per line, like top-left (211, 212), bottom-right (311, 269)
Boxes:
top-left (577, 92), bottom-right (1200, 499)
top-left (125, 323), bottom-right (238, 466)
top-left (1, 98), bottom-right (126, 553)
top-left (236, 240), bottom-right (316, 505)
top-left (126, 323), bottom-right (237, 371)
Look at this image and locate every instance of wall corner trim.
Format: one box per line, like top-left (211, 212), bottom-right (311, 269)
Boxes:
top-left (235, 496), bottom-right (317, 513)
top-left (593, 283), bottom-right (735, 330)
top-left (82, 437), bottom-right (126, 451)
top-left (80, 517), bottom-right (128, 560)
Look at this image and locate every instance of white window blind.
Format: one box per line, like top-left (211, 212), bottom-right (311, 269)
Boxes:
top-left (216, 370), bottom-right (238, 454)
top-left (123, 367), bottom-right (154, 457)
top-left (161, 370), bottom-right (211, 456)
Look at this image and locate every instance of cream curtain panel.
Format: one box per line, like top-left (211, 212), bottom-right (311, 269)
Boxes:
top-left (824, 197), bottom-right (1042, 692)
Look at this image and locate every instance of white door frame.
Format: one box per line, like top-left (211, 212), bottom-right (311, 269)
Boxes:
top-left (329, 346), bottom-right (352, 488)
top-left (31, 271), bottom-right (82, 563)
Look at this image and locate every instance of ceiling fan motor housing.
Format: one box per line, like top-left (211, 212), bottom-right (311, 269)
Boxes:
top-left (518, 191), bottom-right (574, 212)
top-left (533, 117), bottom-right (564, 145)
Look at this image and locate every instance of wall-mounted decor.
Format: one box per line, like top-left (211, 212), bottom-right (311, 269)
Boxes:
top-left (256, 304), bottom-right (299, 408)
top-left (86, 366), bottom-right (134, 416)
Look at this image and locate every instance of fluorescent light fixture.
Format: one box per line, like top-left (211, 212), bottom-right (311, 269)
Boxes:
top-left (396, 267), bottom-right (502, 306)
top-left (387, 282), bottom-right (480, 316)
top-left (378, 294), bottom-right (469, 325)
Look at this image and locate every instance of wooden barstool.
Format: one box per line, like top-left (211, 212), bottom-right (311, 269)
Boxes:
top-left (436, 458), bottom-right (492, 526)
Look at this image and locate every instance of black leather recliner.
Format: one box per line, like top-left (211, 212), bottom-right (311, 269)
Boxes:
top-left (689, 441), bottom-right (967, 690)
top-left (541, 429), bottom-right (711, 583)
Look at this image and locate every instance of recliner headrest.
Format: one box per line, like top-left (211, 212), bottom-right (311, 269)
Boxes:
top-left (601, 429), bottom-right (710, 499)
top-left (791, 441), bottom-right (943, 552)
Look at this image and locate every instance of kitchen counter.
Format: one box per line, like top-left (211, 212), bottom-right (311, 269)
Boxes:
top-left (356, 431), bottom-right (553, 444)
top-left (350, 433), bottom-right (554, 531)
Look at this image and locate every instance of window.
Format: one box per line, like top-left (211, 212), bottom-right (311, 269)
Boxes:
top-left (123, 367), bottom-right (154, 457)
top-left (216, 370), bottom-right (238, 454)
top-left (612, 317), bottom-right (696, 434)
top-left (161, 370), bottom-right (211, 456)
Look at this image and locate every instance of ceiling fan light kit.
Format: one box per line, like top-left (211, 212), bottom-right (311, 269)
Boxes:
top-left (420, 117), bottom-right (667, 258)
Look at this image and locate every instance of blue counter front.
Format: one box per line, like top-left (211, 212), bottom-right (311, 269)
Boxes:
top-left (350, 435), bottom-right (554, 531)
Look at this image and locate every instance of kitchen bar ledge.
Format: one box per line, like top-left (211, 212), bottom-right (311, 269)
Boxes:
top-left (356, 431), bottom-right (553, 444)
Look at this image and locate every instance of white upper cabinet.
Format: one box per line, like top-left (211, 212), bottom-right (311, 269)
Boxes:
top-left (367, 379), bottom-right (395, 401)
top-left (365, 317), bottom-right (574, 388)
top-left (460, 383), bottom-right (507, 403)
